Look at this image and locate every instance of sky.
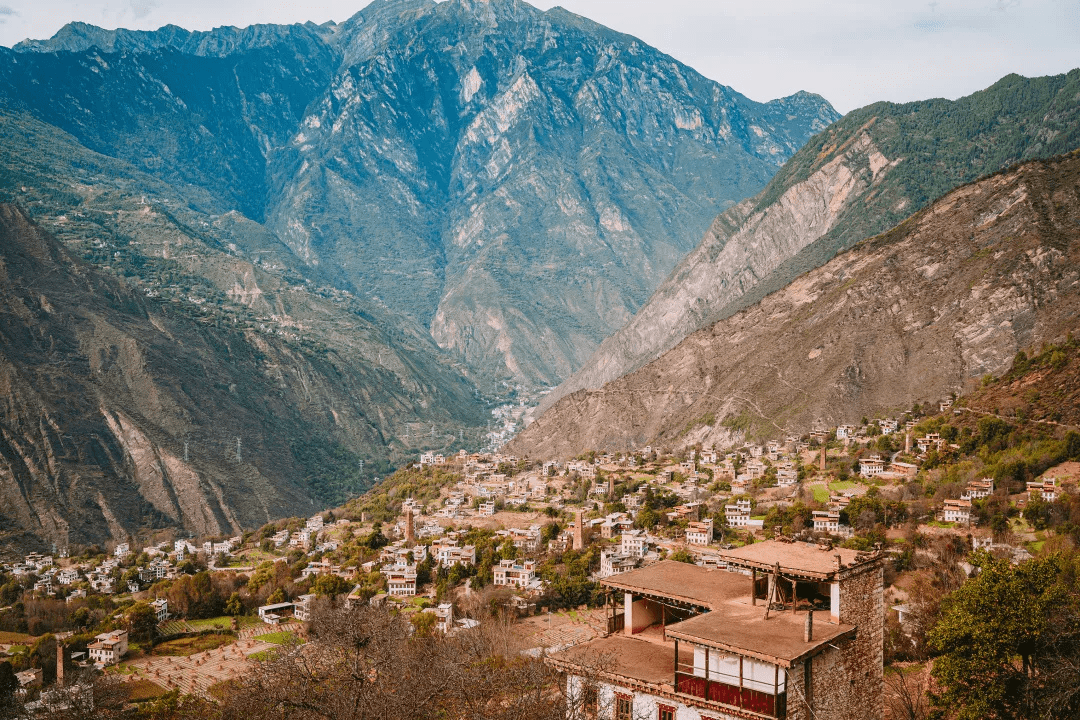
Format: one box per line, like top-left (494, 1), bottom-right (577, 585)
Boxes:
top-left (0, 0), bottom-right (1077, 113)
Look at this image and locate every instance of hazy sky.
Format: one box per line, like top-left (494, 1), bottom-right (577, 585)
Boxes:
top-left (0, 0), bottom-right (1077, 113)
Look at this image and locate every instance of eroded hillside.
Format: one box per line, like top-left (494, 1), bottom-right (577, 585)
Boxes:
top-left (545, 70), bottom-right (1080, 410)
top-left (0, 206), bottom-right (484, 553)
top-left (509, 152), bottom-right (1080, 458)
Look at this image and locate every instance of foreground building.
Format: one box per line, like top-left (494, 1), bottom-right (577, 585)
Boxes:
top-left (549, 540), bottom-right (884, 720)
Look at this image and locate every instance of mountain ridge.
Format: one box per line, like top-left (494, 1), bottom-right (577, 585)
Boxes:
top-left (1, 0), bottom-right (839, 389)
top-left (539, 69), bottom-right (1080, 412)
top-left (508, 151), bottom-right (1080, 459)
top-left (0, 202), bottom-right (490, 554)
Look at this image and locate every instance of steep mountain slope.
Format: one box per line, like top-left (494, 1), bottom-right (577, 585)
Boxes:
top-left (272, 0), bottom-right (838, 386)
top-left (0, 205), bottom-right (485, 553)
top-left (1, 0), bottom-right (838, 389)
top-left (0, 109), bottom-right (487, 454)
top-left (507, 152), bottom-right (1080, 459)
top-left (544, 70), bottom-right (1080, 410)
top-left (962, 339), bottom-right (1080, 427)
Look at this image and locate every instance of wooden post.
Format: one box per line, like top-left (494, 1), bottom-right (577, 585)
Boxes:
top-left (774, 664), bottom-right (779, 717)
top-left (739, 656), bottom-right (745, 710)
top-left (751, 568), bottom-right (757, 605)
top-left (792, 578), bottom-right (798, 614)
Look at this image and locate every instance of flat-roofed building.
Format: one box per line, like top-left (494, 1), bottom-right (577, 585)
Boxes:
top-left (943, 499), bottom-right (971, 525)
top-left (548, 540), bottom-right (885, 720)
top-left (88, 630), bottom-right (128, 666)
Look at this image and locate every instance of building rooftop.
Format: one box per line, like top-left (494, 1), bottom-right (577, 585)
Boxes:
top-left (717, 540), bottom-right (881, 580)
top-left (665, 606), bottom-right (855, 667)
top-left (549, 635), bottom-right (674, 687)
top-left (601, 561), bottom-right (747, 610)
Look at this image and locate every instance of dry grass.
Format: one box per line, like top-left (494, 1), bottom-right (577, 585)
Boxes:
top-left (151, 633), bottom-right (236, 656)
top-left (126, 678), bottom-right (170, 702)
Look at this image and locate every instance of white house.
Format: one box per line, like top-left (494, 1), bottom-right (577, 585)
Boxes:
top-left (961, 478), bottom-right (994, 500)
top-left (859, 455), bottom-right (885, 478)
top-left (943, 499), bottom-right (972, 524)
top-left (88, 630), bottom-right (128, 666)
top-left (620, 530), bottom-right (648, 558)
top-left (493, 559), bottom-right (537, 589)
top-left (150, 598), bottom-right (169, 623)
top-left (686, 520), bottom-right (713, 546)
top-left (384, 565), bottom-right (418, 596)
top-left (724, 499), bottom-right (752, 528)
top-left (812, 510), bottom-right (841, 534)
top-left (599, 551), bottom-right (638, 579)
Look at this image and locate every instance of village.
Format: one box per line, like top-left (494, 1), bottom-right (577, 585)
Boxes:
top-left (1, 396), bottom-right (1078, 718)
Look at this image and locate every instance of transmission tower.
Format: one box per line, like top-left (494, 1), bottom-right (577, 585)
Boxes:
top-left (236, 437), bottom-right (242, 463)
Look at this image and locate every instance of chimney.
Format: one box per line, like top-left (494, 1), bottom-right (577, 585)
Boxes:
top-left (405, 508), bottom-right (415, 544)
top-left (834, 554), bottom-right (842, 572)
top-left (607, 475), bottom-right (615, 497)
top-left (819, 446), bottom-right (826, 471)
top-left (573, 510), bottom-right (584, 550)
top-left (56, 641), bottom-right (64, 686)
top-left (904, 433), bottom-right (912, 454)
top-left (804, 609), bottom-right (814, 642)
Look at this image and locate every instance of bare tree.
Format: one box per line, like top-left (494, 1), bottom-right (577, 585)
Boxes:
top-left (884, 666), bottom-right (931, 720)
top-left (219, 602), bottom-right (569, 720)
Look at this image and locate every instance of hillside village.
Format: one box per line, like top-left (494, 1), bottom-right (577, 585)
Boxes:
top-left (2, 340), bottom-right (1079, 717)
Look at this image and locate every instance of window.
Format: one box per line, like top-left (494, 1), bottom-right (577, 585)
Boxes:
top-left (658, 705), bottom-right (676, 720)
top-left (615, 695), bottom-right (633, 720)
top-left (582, 685), bottom-right (598, 719)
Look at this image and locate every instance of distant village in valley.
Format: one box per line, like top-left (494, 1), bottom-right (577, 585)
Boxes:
top-left (3, 378), bottom-right (1079, 718)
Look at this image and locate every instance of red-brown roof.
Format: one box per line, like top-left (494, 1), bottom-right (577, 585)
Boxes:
top-left (717, 540), bottom-right (880, 579)
top-left (665, 607), bottom-right (855, 667)
top-left (600, 561), bottom-right (746, 609)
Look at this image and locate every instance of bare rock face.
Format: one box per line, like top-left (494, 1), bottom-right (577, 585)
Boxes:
top-left (544, 70), bottom-right (1080, 411)
top-left (0, 205), bottom-right (479, 553)
top-left (508, 153), bottom-right (1080, 459)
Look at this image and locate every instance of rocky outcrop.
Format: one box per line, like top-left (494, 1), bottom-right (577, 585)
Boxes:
top-left (543, 70), bottom-right (1080, 411)
top-left (507, 153), bottom-right (1080, 459)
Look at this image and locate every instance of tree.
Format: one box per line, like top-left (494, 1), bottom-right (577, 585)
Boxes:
top-left (669, 549), bottom-right (694, 564)
top-left (214, 603), bottom-right (566, 720)
top-left (410, 610), bottom-right (437, 637)
top-left (312, 574), bottom-right (352, 599)
top-left (126, 602), bottom-right (158, 643)
top-left (929, 551), bottom-right (1080, 719)
top-left (225, 592), bottom-right (244, 617)
top-left (0, 661), bottom-right (17, 716)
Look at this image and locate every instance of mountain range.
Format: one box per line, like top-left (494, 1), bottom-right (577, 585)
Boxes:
top-left (0, 0), bottom-right (837, 551)
top-left (1, 0), bottom-right (837, 391)
top-left (508, 151), bottom-right (1080, 458)
top-left (541, 70), bottom-right (1080, 412)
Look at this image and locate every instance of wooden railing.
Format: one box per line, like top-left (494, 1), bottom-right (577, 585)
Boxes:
top-left (607, 612), bottom-right (625, 634)
top-left (674, 673), bottom-right (785, 718)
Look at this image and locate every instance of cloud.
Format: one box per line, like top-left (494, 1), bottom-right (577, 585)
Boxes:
top-left (0, 5), bottom-right (14, 24)
top-left (130, 0), bottom-right (160, 20)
